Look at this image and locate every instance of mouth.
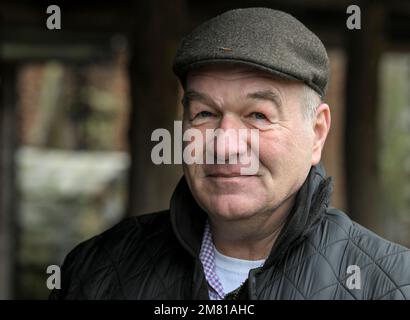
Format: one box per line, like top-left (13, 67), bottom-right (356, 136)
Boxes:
top-left (204, 164), bottom-right (261, 179)
top-left (206, 171), bottom-right (260, 179)
top-left (207, 173), bottom-right (255, 178)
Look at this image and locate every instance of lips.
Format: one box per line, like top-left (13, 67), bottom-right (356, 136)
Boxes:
top-left (208, 172), bottom-right (242, 177)
top-left (205, 165), bottom-right (258, 177)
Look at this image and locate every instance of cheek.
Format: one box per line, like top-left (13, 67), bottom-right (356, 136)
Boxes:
top-left (257, 130), bottom-right (289, 164)
top-left (258, 127), bottom-right (313, 172)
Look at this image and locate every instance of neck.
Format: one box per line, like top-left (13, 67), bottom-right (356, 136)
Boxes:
top-left (209, 194), bottom-right (296, 260)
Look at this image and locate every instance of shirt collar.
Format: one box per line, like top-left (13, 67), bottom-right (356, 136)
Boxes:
top-left (199, 220), bottom-right (225, 300)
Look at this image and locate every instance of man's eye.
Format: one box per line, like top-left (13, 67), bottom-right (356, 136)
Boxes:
top-left (250, 112), bottom-right (267, 120)
top-left (195, 111), bottom-right (214, 118)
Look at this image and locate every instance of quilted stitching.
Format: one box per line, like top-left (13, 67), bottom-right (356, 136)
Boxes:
top-left (376, 284), bottom-right (410, 300)
top-left (258, 235), bottom-right (363, 295)
top-left (327, 216), bottom-right (409, 299)
top-left (256, 211), bottom-right (410, 300)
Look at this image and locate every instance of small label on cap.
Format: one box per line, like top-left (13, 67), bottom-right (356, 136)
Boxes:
top-left (218, 47), bottom-right (233, 52)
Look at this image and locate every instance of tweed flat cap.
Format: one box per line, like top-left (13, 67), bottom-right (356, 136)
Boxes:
top-left (173, 7), bottom-right (329, 97)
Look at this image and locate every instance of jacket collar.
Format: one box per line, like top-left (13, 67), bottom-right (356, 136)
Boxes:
top-left (170, 176), bottom-right (208, 258)
top-left (262, 164), bottom-right (333, 269)
top-left (170, 164), bottom-right (333, 265)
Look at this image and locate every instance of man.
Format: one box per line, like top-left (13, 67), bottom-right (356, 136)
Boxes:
top-left (51, 8), bottom-right (410, 300)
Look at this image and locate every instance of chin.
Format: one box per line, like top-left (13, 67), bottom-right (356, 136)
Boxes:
top-left (201, 194), bottom-right (262, 221)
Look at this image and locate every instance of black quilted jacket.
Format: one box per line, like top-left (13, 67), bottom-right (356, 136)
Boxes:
top-left (50, 165), bottom-right (410, 300)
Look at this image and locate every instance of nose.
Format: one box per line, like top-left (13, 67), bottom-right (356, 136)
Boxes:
top-left (209, 114), bottom-right (248, 164)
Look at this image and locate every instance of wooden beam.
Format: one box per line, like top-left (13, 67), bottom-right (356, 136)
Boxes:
top-left (0, 63), bottom-right (18, 299)
top-left (126, 0), bottom-right (186, 216)
top-left (344, 2), bottom-right (385, 229)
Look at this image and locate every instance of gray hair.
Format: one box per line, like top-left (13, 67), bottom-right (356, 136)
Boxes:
top-left (301, 85), bottom-right (322, 120)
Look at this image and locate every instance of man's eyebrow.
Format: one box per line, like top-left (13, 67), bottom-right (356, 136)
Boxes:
top-left (181, 90), bottom-right (218, 110)
top-left (246, 90), bottom-right (282, 109)
top-left (182, 89), bottom-right (282, 112)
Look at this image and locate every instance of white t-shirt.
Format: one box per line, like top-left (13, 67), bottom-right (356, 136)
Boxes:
top-left (213, 246), bottom-right (266, 295)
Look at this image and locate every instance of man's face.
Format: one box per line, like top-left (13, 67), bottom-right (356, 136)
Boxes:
top-left (182, 64), bottom-right (325, 221)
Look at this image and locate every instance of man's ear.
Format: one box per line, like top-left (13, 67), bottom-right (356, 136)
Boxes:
top-left (311, 103), bottom-right (331, 166)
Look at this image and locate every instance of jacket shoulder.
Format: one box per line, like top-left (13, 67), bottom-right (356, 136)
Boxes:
top-left (69, 209), bottom-right (173, 264)
top-left (318, 208), bottom-right (410, 299)
top-left (50, 210), bottom-right (174, 299)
